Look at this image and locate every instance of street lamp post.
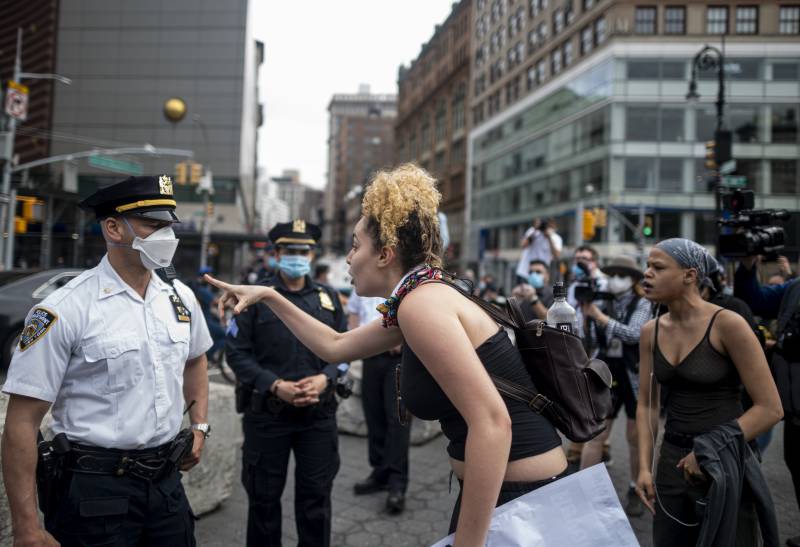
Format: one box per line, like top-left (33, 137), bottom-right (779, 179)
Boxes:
top-left (686, 44), bottom-right (730, 231)
top-left (1, 28), bottom-right (72, 270)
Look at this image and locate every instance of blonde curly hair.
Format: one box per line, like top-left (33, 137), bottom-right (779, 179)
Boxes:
top-left (361, 163), bottom-right (443, 270)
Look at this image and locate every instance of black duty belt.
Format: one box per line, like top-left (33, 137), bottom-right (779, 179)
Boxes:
top-left (67, 442), bottom-right (173, 481)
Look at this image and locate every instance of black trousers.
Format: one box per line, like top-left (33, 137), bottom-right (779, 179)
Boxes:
top-left (241, 409), bottom-right (340, 547)
top-left (361, 353), bottom-right (411, 492)
top-left (653, 440), bottom-right (759, 547)
top-left (46, 468), bottom-right (195, 547)
top-left (786, 417), bottom-right (800, 512)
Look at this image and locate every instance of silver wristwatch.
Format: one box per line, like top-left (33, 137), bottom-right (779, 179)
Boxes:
top-left (191, 423), bottom-right (211, 439)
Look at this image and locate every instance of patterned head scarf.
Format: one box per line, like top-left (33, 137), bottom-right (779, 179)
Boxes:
top-left (654, 238), bottom-right (716, 289)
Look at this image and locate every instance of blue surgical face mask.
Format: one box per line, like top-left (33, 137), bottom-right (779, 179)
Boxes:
top-left (278, 255), bottom-right (311, 279)
top-left (267, 256), bottom-right (278, 269)
top-left (528, 271), bottom-right (545, 289)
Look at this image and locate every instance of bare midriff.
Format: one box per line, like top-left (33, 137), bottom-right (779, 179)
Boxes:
top-left (450, 445), bottom-right (567, 482)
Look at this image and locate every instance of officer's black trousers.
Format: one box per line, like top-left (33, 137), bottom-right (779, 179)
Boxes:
top-left (361, 352), bottom-right (411, 493)
top-left (242, 411), bottom-right (340, 547)
top-left (46, 469), bottom-right (195, 547)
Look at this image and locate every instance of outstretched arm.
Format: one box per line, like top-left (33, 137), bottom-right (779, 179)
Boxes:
top-left (205, 275), bottom-right (403, 363)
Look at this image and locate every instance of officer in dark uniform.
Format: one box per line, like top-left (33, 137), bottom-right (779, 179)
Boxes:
top-left (1, 176), bottom-right (212, 547)
top-left (226, 220), bottom-right (346, 547)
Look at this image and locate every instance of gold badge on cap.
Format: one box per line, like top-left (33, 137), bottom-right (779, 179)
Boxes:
top-left (319, 290), bottom-right (335, 312)
top-left (293, 219), bottom-right (306, 234)
top-left (159, 175), bottom-right (174, 196)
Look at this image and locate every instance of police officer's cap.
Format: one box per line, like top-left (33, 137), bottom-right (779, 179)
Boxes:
top-left (268, 219), bottom-right (321, 250)
top-left (79, 175), bottom-right (180, 222)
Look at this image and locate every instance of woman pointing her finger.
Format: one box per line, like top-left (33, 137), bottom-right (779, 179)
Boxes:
top-left (206, 164), bottom-right (567, 546)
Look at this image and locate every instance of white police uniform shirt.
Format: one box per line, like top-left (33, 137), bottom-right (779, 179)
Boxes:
top-left (2, 255), bottom-right (213, 449)
top-left (345, 290), bottom-right (383, 327)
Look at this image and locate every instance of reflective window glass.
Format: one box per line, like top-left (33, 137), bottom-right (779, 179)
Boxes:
top-left (625, 157), bottom-right (657, 190)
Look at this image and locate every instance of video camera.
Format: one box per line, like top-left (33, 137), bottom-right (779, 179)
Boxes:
top-left (717, 189), bottom-right (790, 258)
top-left (572, 263), bottom-right (613, 304)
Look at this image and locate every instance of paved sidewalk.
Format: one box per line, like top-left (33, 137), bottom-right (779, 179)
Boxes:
top-left (196, 417), bottom-right (799, 546)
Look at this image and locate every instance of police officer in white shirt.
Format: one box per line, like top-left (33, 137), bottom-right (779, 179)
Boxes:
top-left (1, 175), bottom-right (213, 547)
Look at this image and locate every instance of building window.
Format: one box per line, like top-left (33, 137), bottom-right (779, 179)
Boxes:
top-left (583, 0), bottom-right (594, 11)
top-left (563, 41), bottom-right (573, 66)
top-left (528, 29), bottom-right (539, 52)
top-left (772, 160), bottom-right (798, 194)
top-left (659, 158), bottom-right (684, 192)
top-left (553, 8), bottom-right (564, 33)
top-left (581, 25), bottom-right (593, 54)
top-left (625, 157), bottom-right (657, 190)
top-left (538, 22), bottom-right (548, 42)
top-left (707, 6), bottom-right (728, 34)
top-left (772, 62), bottom-right (799, 80)
top-left (735, 6), bottom-right (758, 34)
top-left (537, 59), bottom-right (547, 83)
top-left (565, 2), bottom-right (575, 25)
top-left (551, 48), bottom-right (563, 74)
top-left (626, 106), bottom-right (685, 142)
top-left (529, 0), bottom-right (539, 18)
top-left (527, 65), bottom-right (538, 90)
top-left (634, 7), bottom-right (657, 34)
top-left (595, 17), bottom-right (606, 44)
top-left (779, 6), bottom-right (800, 33)
top-left (435, 102), bottom-right (447, 142)
top-left (473, 102), bottom-right (485, 125)
top-left (772, 105), bottom-right (798, 143)
top-left (664, 6), bottom-right (686, 34)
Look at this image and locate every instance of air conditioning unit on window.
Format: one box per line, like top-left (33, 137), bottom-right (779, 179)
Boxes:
top-left (615, 18), bottom-right (629, 33)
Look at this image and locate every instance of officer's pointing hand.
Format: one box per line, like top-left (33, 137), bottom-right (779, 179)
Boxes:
top-left (204, 274), bottom-right (272, 318)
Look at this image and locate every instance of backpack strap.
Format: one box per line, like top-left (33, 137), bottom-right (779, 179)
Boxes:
top-left (489, 374), bottom-right (553, 414)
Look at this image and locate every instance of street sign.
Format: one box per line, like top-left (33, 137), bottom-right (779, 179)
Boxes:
top-left (89, 155), bottom-right (144, 175)
top-left (722, 175), bottom-right (747, 188)
top-left (719, 160), bottom-right (737, 175)
top-left (4, 80), bottom-right (29, 121)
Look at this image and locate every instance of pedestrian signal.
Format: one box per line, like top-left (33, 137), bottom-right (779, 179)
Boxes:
top-left (175, 162), bottom-right (188, 184)
top-left (705, 140), bottom-right (717, 170)
top-left (714, 129), bottom-right (732, 167)
top-left (642, 215), bottom-right (654, 238)
top-left (582, 210), bottom-right (596, 241)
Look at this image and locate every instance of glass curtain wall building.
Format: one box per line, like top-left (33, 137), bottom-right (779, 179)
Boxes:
top-left (465, 41), bottom-right (800, 285)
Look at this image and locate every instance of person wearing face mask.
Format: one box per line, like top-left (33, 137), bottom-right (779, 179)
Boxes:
top-left (580, 256), bottom-right (652, 518)
top-left (511, 259), bottom-right (554, 323)
top-left (1, 176), bottom-right (213, 547)
top-left (224, 219), bottom-right (346, 547)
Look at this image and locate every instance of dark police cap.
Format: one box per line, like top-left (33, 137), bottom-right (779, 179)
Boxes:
top-left (268, 219), bottom-right (321, 250)
top-left (78, 175), bottom-right (180, 222)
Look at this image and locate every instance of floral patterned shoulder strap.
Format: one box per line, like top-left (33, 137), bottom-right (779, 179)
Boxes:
top-left (376, 266), bottom-right (445, 328)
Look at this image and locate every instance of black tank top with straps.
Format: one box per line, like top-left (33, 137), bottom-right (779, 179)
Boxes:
top-left (653, 309), bottom-right (744, 436)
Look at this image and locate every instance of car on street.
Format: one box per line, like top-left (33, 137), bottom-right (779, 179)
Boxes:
top-left (0, 268), bottom-right (84, 370)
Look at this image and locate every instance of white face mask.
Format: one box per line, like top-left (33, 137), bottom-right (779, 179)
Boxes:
top-left (115, 218), bottom-right (179, 270)
top-left (608, 275), bottom-right (634, 295)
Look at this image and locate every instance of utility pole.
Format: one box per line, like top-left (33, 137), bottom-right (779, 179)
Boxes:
top-left (1, 29), bottom-right (22, 270)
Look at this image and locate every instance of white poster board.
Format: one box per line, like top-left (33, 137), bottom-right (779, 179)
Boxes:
top-left (431, 464), bottom-right (639, 547)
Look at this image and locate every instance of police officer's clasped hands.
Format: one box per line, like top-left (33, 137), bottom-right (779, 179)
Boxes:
top-left (273, 374), bottom-right (329, 407)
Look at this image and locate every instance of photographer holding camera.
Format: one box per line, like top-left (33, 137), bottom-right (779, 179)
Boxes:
top-left (515, 218), bottom-right (562, 284)
top-left (735, 255), bottom-right (800, 547)
top-left (579, 256), bottom-right (652, 517)
top-left (567, 245), bottom-right (608, 339)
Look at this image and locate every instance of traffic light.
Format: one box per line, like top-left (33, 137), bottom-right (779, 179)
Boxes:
top-left (714, 129), bottom-right (732, 167)
top-left (582, 210), bottom-right (596, 241)
top-left (190, 162), bottom-right (203, 184)
top-left (206, 200), bottom-right (215, 217)
top-left (175, 161), bottom-right (188, 184)
top-left (705, 140), bottom-right (717, 171)
top-left (642, 215), bottom-right (654, 238)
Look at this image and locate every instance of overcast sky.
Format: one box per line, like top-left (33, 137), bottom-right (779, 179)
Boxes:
top-left (252, 1), bottom-right (455, 190)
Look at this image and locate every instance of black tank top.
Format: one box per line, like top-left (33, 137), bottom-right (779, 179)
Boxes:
top-left (401, 329), bottom-right (562, 461)
top-left (653, 309), bottom-right (744, 435)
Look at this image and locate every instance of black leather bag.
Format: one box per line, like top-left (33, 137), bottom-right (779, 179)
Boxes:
top-left (440, 279), bottom-right (613, 442)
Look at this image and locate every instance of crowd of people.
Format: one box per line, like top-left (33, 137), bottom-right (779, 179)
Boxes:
top-left (1, 166), bottom-right (798, 547)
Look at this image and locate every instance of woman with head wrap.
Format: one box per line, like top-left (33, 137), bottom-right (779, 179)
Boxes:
top-left (635, 238), bottom-right (782, 546)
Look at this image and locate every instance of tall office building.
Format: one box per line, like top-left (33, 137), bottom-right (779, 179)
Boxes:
top-left (1, 0), bottom-right (263, 272)
top-left (323, 85), bottom-right (396, 254)
top-left (395, 0), bottom-right (471, 263)
top-left (467, 1), bottom-right (800, 285)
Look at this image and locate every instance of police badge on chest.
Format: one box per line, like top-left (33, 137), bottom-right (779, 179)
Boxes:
top-left (169, 294), bottom-right (191, 323)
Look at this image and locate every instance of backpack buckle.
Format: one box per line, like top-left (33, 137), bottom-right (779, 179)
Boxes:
top-left (528, 393), bottom-right (551, 413)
